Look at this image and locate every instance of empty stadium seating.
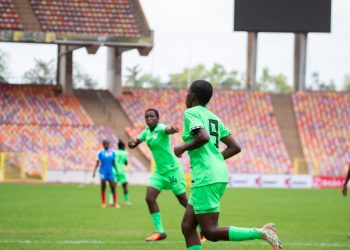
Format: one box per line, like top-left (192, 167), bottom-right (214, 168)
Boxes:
top-left (292, 92), bottom-right (350, 176)
top-left (0, 124), bottom-right (118, 171)
top-left (0, 84), bottom-right (93, 126)
top-left (118, 88), bottom-right (292, 174)
top-left (0, 84), bottom-right (130, 172)
top-left (0, 0), bottom-right (23, 30)
top-left (29, 0), bottom-right (141, 36)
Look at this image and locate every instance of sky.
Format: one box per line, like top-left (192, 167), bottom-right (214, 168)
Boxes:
top-left (1, 0), bottom-right (349, 90)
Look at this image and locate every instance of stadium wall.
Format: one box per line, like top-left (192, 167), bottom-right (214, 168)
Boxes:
top-left (12, 170), bottom-right (344, 189)
top-left (45, 170), bottom-right (152, 185)
top-left (228, 174), bottom-right (313, 188)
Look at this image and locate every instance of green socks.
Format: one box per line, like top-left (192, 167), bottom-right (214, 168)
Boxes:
top-left (150, 212), bottom-right (165, 233)
top-left (110, 193), bottom-right (130, 203)
top-left (124, 193), bottom-right (129, 202)
top-left (187, 245), bottom-right (202, 250)
top-left (108, 193), bottom-right (113, 203)
top-left (228, 226), bottom-right (262, 241)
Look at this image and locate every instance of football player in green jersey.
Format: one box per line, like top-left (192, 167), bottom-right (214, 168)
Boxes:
top-left (109, 140), bottom-right (131, 205)
top-left (128, 108), bottom-right (188, 241)
top-left (174, 80), bottom-right (283, 250)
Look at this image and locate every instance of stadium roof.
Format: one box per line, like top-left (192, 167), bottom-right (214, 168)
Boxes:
top-left (0, 0), bottom-right (153, 54)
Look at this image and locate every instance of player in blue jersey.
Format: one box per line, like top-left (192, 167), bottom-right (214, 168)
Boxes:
top-left (93, 140), bottom-right (119, 208)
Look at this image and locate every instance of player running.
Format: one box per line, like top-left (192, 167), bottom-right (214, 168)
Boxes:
top-left (128, 108), bottom-right (188, 241)
top-left (174, 80), bottom-right (283, 250)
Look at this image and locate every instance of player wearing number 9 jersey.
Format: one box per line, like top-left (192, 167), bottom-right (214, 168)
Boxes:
top-left (128, 108), bottom-right (188, 241)
top-left (174, 80), bottom-right (283, 250)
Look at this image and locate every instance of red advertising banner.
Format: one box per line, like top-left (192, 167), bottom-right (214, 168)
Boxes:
top-left (313, 176), bottom-right (345, 188)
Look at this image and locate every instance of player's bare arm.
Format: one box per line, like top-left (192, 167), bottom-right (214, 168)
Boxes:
top-left (164, 126), bottom-right (179, 134)
top-left (128, 138), bottom-right (142, 149)
top-left (92, 160), bottom-right (100, 178)
top-left (342, 164), bottom-right (350, 196)
top-left (174, 128), bottom-right (210, 158)
top-left (221, 135), bottom-right (241, 160)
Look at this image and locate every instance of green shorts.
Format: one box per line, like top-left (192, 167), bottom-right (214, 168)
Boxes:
top-left (189, 182), bottom-right (227, 214)
top-left (113, 168), bottom-right (127, 184)
top-left (149, 168), bottom-right (186, 195)
top-left (116, 171), bottom-right (127, 184)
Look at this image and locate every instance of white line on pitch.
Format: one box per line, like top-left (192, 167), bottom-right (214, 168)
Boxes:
top-left (0, 239), bottom-right (350, 248)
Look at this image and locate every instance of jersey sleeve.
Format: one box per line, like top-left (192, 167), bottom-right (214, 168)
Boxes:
top-left (184, 109), bottom-right (204, 135)
top-left (96, 151), bottom-right (101, 161)
top-left (158, 123), bottom-right (168, 136)
top-left (219, 120), bottom-right (231, 139)
top-left (138, 128), bottom-right (147, 141)
top-left (114, 151), bottom-right (118, 163)
top-left (125, 151), bottom-right (129, 162)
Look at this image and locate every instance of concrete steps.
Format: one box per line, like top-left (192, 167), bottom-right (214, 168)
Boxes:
top-left (270, 94), bottom-right (307, 174)
top-left (4, 163), bottom-right (20, 180)
top-left (74, 89), bottom-right (149, 168)
top-left (13, 0), bottom-right (41, 31)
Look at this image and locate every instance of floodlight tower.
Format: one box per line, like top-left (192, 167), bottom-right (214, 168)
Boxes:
top-left (234, 0), bottom-right (331, 91)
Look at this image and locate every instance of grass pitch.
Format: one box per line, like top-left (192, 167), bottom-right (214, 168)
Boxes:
top-left (0, 183), bottom-right (350, 250)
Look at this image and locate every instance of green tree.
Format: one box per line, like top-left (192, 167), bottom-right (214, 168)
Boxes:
top-left (0, 50), bottom-right (10, 83)
top-left (169, 63), bottom-right (243, 89)
top-left (73, 63), bottom-right (98, 89)
top-left (190, 64), bottom-right (208, 83)
top-left (125, 63), bottom-right (244, 89)
top-left (169, 64), bottom-right (207, 88)
top-left (343, 75), bottom-right (350, 91)
top-left (257, 67), bottom-right (291, 93)
top-left (125, 65), bottom-right (143, 87)
top-left (22, 58), bottom-right (55, 84)
top-left (318, 79), bottom-right (336, 91)
top-left (311, 72), bottom-right (319, 87)
top-left (139, 73), bottom-right (163, 88)
top-left (221, 70), bottom-right (242, 89)
top-left (308, 72), bottom-right (336, 91)
top-left (207, 63), bottom-right (227, 88)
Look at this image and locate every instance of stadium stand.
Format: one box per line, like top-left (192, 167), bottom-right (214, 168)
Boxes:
top-left (0, 0), bottom-right (23, 30)
top-left (292, 92), bottom-right (350, 176)
top-left (0, 84), bottom-right (146, 173)
top-left (118, 88), bottom-right (292, 174)
top-left (0, 84), bottom-right (93, 126)
top-left (29, 0), bottom-right (141, 36)
top-left (0, 124), bottom-right (118, 171)
top-left (0, 0), bottom-right (152, 177)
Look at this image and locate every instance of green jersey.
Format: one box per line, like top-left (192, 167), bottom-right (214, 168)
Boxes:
top-left (115, 149), bottom-right (128, 173)
top-left (139, 123), bottom-right (181, 175)
top-left (182, 105), bottom-right (231, 187)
